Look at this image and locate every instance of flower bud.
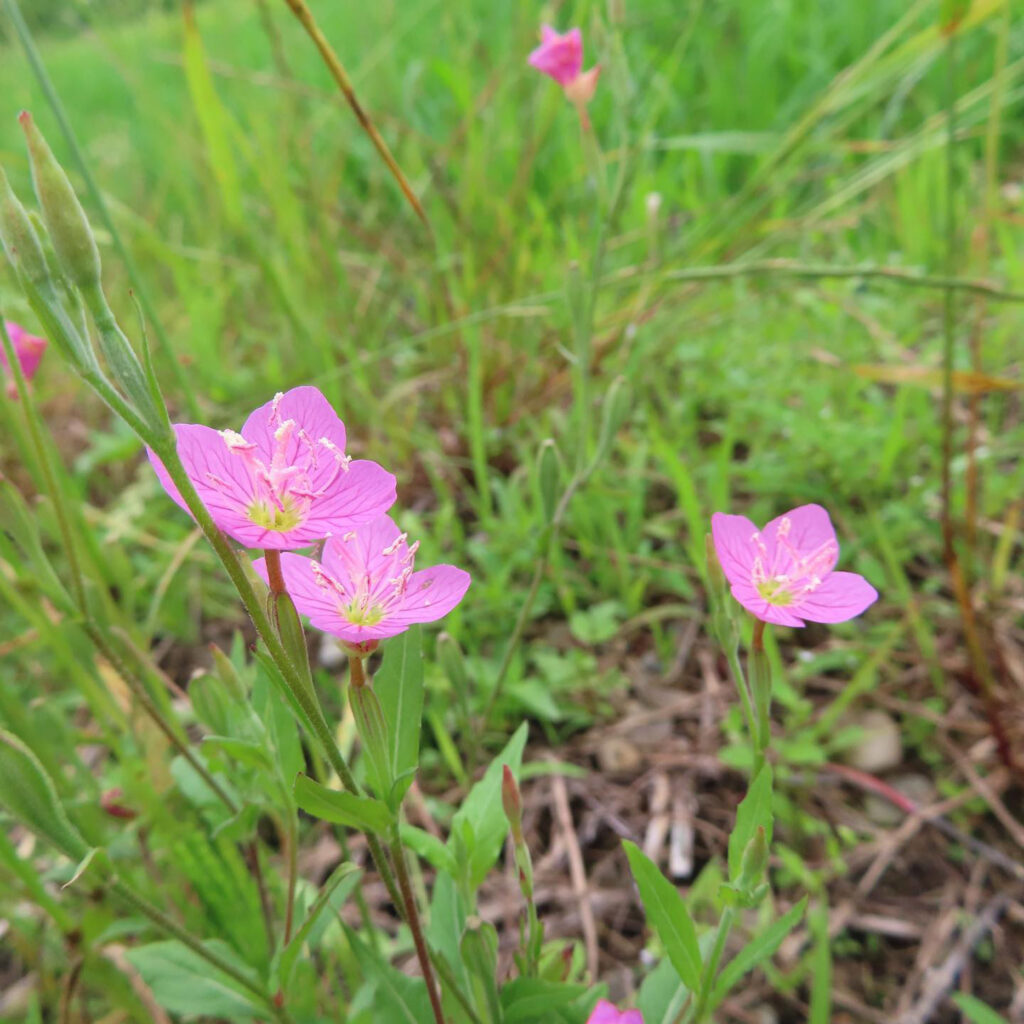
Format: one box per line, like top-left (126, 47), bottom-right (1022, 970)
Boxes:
top-left (536, 438), bottom-right (561, 524)
top-left (564, 65), bottom-right (602, 107)
top-left (100, 787), bottom-right (137, 821)
top-left (738, 824), bottom-right (769, 891)
top-left (593, 375), bottom-right (630, 466)
top-left (19, 112), bottom-right (101, 291)
top-left (502, 764), bottom-right (523, 844)
top-left (0, 166), bottom-right (50, 287)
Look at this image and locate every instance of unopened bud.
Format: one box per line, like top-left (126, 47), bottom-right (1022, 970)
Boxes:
top-left (0, 166), bottom-right (50, 287)
top-left (100, 788), bottom-right (136, 821)
top-left (705, 534), bottom-right (728, 603)
top-left (437, 632), bottom-right (469, 711)
top-left (20, 112), bottom-right (101, 290)
top-left (564, 65), bottom-right (602, 107)
top-left (502, 764), bottom-right (523, 843)
top-left (738, 825), bottom-right (769, 891)
top-left (536, 439), bottom-right (561, 524)
top-left (593, 375), bottom-right (630, 466)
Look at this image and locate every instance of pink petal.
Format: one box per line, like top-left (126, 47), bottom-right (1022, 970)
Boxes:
top-left (255, 553), bottom-right (350, 634)
top-left (2, 322), bottom-right (46, 380)
top-left (528, 26), bottom-right (583, 86)
top-left (761, 504), bottom-right (838, 575)
top-left (148, 424), bottom-right (259, 540)
top-left (711, 512), bottom-right (760, 587)
top-left (241, 386), bottom-right (348, 461)
top-left (793, 571), bottom-right (878, 624)
top-left (587, 1001), bottom-right (625, 1024)
top-left (729, 581), bottom-right (806, 628)
top-left (389, 565), bottom-right (471, 625)
top-left (302, 459), bottom-right (397, 538)
top-left (320, 514), bottom-right (404, 584)
top-left (619, 1013), bottom-right (644, 1024)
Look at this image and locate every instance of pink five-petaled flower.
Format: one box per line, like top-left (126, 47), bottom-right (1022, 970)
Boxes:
top-left (711, 504), bottom-right (878, 627)
top-left (1, 321), bottom-right (47, 397)
top-left (252, 513), bottom-right (470, 644)
top-left (148, 386), bottom-right (396, 550)
top-left (529, 26), bottom-right (601, 110)
top-left (587, 1000), bottom-right (643, 1024)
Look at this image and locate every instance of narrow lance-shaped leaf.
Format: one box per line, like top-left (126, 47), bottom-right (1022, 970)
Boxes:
top-left (373, 626), bottom-right (425, 810)
top-left (624, 840), bottom-right (702, 991)
top-left (293, 774), bottom-right (394, 833)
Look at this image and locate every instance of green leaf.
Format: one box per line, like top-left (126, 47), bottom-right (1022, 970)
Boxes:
top-left (399, 823), bottom-right (457, 875)
top-left (293, 774), bottom-right (394, 833)
top-left (710, 897), bottom-right (808, 1007)
top-left (952, 994), bottom-right (1011, 1024)
top-left (279, 863), bottom-right (361, 987)
top-left (0, 730), bottom-right (89, 860)
top-left (203, 736), bottom-right (274, 772)
top-left (349, 933), bottom-right (432, 1024)
top-left (637, 956), bottom-right (691, 1024)
top-left (124, 940), bottom-right (270, 1020)
top-left (449, 722), bottom-right (528, 889)
top-left (374, 626), bottom-right (425, 809)
top-left (728, 764), bottom-right (773, 883)
top-left (500, 978), bottom-right (590, 1023)
top-left (349, 683), bottom-right (393, 804)
top-left (623, 841), bottom-right (702, 991)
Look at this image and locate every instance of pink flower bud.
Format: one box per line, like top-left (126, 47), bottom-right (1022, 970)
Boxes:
top-left (1, 321), bottom-right (47, 398)
top-left (501, 764), bottom-right (523, 842)
top-left (528, 26), bottom-right (601, 118)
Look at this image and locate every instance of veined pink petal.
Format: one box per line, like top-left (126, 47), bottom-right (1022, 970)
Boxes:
top-left (148, 422), bottom-right (253, 522)
top-left (761, 503), bottom-right (838, 576)
top-left (241, 385), bottom-right (347, 461)
top-left (793, 571), bottom-right (878, 624)
top-left (270, 514), bottom-right (470, 642)
top-left (711, 512), bottom-right (760, 587)
top-left (528, 26), bottom-right (583, 86)
top-left (303, 460), bottom-right (397, 538)
top-left (254, 554), bottom-right (344, 627)
top-left (729, 581), bottom-right (806, 628)
top-left (388, 565), bottom-right (471, 625)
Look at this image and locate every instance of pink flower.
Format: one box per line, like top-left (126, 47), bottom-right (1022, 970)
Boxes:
top-left (1, 321), bottom-right (46, 396)
top-left (252, 513), bottom-right (470, 643)
top-left (529, 26), bottom-right (601, 106)
top-left (587, 1000), bottom-right (643, 1024)
top-left (711, 504), bottom-right (878, 627)
top-left (148, 386), bottom-right (396, 550)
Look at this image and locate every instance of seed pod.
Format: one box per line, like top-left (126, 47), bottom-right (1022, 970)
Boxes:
top-left (19, 112), bottom-right (101, 291)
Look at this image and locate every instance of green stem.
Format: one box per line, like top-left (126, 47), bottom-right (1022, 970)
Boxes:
top-left (390, 836), bottom-right (447, 1024)
top-left (723, 643), bottom-right (761, 778)
top-left (692, 905), bottom-right (736, 1023)
top-left (750, 620), bottom-right (772, 762)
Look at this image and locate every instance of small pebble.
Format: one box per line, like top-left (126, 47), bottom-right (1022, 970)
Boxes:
top-left (597, 736), bottom-right (641, 777)
top-left (844, 709), bottom-right (902, 773)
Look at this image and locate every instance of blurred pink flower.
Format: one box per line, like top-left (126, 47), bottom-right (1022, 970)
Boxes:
top-left (148, 386), bottom-right (396, 550)
top-left (587, 1000), bottom-right (643, 1024)
top-left (253, 514), bottom-right (470, 643)
top-left (711, 503), bottom-right (878, 627)
top-left (1, 321), bottom-right (47, 397)
top-left (529, 26), bottom-right (601, 111)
